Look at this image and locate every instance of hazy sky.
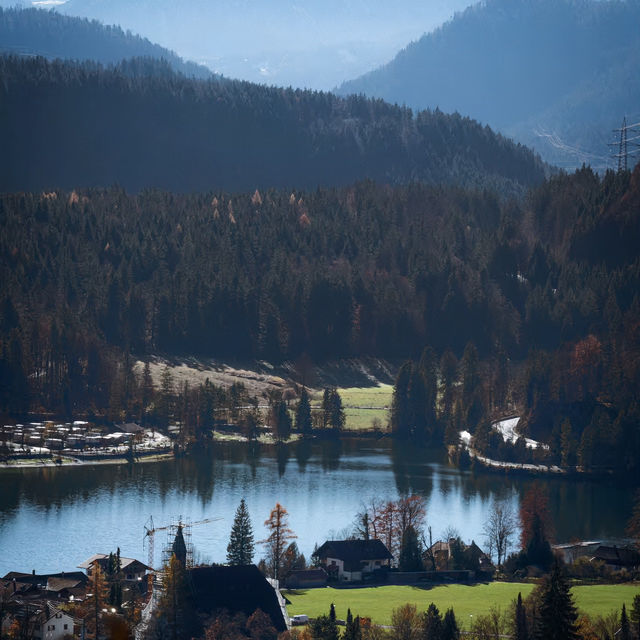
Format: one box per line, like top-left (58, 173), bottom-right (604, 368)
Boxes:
top-left (3, 0), bottom-right (476, 88)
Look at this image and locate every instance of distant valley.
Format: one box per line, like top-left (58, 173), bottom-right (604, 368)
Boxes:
top-left (0, 0), bottom-right (473, 89)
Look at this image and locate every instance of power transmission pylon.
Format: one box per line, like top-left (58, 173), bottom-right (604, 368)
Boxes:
top-left (610, 117), bottom-right (640, 171)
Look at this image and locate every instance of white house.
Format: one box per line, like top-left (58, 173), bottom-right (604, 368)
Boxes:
top-left (38, 606), bottom-right (74, 640)
top-left (314, 539), bottom-right (393, 582)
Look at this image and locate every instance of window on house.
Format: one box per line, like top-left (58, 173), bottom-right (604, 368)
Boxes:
top-left (64, 624), bottom-right (68, 630)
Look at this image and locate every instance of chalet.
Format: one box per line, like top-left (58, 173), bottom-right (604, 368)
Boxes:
top-left (38, 604), bottom-right (75, 640)
top-left (78, 554), bottom-right (150, 582)
top-left (314, 539), bottom-right (392, 582)
top-left (426, 538), bottom-right (493, 574)
top-left (190, 565), bottom-right (288, 632)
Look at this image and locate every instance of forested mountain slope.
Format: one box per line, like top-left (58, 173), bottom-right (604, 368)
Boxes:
top-left (0, 55), bottom-right (546, 194)
top-left (1, 163), bottom-right (638, 422)
top-left (337, 0), bottom-right (640, 170)
top-left (0, 7), bottom-right (210, 78)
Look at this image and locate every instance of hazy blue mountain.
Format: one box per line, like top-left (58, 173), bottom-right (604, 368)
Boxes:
top-left (337, 0), bottom-right (640, 170)
top-left (0, 0), bottom-right (473, 88)
top-left (0, 7), bottom-right (211, 77)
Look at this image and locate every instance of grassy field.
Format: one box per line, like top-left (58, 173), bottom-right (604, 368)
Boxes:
top-left (311, 385), bottom-right (393, 431)
top-left (284, 583), bottom-right (640, 627)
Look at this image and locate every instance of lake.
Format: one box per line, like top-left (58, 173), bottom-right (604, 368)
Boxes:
top-left (0, 438), bottom-right (634, 576)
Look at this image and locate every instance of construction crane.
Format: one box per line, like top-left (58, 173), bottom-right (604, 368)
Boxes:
top-left (143, 515), bottom-right (169, 570)
top-left (143, 515), bottom-right (221, 570)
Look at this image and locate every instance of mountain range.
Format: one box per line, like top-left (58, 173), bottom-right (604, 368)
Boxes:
top-left (0, 0), bottom-right (473, 89)
top-left (337, 0), bottom-right (640, 170)
top-left (0, 7), bottom-right (211, 77)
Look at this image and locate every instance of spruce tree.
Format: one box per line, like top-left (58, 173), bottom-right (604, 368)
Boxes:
top-left (630, 594), bottom-right (640, 639)
top-left (514, 592), bottom-right (528, 640)
top-left (421, 603), bottom-right (443, 640)
top-left (329, 388), bottom-right (345, 431)
top-left (620, 603), bottom-right (631, 640)
top-left (295, 387), bottom-right (312, 435)
top-left (533, 561), bottom-right (579, 640)
top-left (226, 498), bottom-right (255, 565)
top-left (399, 525), bottom-right (423, 571)
top-left (442, 608), bottom-right (460, 640)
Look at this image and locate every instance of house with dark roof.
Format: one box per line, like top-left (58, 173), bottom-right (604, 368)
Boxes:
top-left (314, 539), bottom-right (392, 582)
top-left (115, 422), bottom-right (144, 435)
top-left (591, 545), bottom-right (640, 571)
top-left (78, 554), bottom-right (150, 582)
top-left (1, 571), bottom-right (88, 602)
top-left (189, 565), bottom-right (288, 632)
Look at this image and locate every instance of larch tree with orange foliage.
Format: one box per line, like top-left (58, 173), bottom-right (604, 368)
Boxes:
top-left (261, 503), bottom-right (296, 580)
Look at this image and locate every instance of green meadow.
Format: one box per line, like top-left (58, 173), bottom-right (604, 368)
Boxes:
top-left (285, 583), bottom-right (640, 628)
top-left (311, 385), bottom-right (393, 431)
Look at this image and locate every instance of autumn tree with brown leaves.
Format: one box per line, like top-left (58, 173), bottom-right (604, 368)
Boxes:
top-left (519, 485), bottom-right (554, 549)
top-left (261, 503), bottom-right (296, 580)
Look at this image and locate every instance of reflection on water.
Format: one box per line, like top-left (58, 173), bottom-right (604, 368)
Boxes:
top-left (0, 438), bottom-right (634, 576)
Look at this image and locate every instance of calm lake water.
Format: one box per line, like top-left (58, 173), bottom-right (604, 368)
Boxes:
top-left (0, 438), bottom-right (634, 576)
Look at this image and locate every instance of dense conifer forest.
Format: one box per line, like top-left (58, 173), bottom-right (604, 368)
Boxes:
top-left (1, 160), bottom-right (639, 475)
top-left (0, 55), bottom-right (545, 194)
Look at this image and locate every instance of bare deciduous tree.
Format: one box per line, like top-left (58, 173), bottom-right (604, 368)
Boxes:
top-left (483, 500), bottom-right (517, 570)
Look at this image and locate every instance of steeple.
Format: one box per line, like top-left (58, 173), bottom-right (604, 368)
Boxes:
top-left (172, 524), bottom-right (187, 567)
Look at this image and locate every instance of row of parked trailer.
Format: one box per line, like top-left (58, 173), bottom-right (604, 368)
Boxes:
top-left (0, 421), bottom-right (135, 452)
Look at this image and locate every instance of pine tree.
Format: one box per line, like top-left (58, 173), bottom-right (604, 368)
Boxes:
top-left (514, 592), bottom-right (528, 640)
top-left (421, 603), bottom-right (443, 640)
top-left (141, 361), bottom-right (154, 425)
top-left (620, 603), bottom-right (631, 640)
top-left (329, 388), bottom-right (345, 431)
top-left (398, 526), bottom-right (423, 571)
top-left (442, 608), bottom-right (460, 640)
top-left (391, 361), bottom-right (413, 437)
top-left (227, 498), bottom-right (255, 565)
top-left (533, 561), bottom-right (579, 640)
top-left (630, 594), bottom-right (640, 639)
top-left (344, 610), bottom-right (361, 640)
top-left (295, 386), bottom-right (312, 435)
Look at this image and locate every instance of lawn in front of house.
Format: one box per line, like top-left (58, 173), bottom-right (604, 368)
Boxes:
top-left (284, 583), bottom-right (640, 628)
